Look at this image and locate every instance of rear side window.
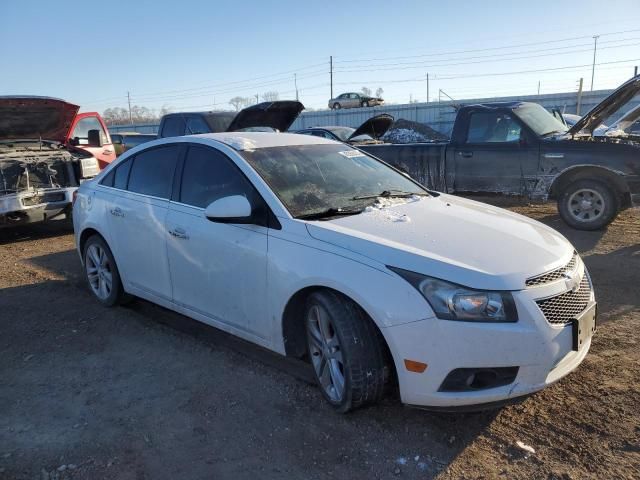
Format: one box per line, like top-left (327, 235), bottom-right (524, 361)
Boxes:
top-left (160, 116), bottom-right (186, 137)
top-left (100, 169), bottom-right (115, 187)
top-left (179, 146), bottom-right (254, 208)
top-left (127, 146), bottom-right (180, 198)
top-left (114, 158), bottom-right (132, 189)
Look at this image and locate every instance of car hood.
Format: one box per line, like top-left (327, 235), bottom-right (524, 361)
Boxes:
top-left (305, 195), bottom-right (573, 291)
top-left (227, 101), bottom-right (304, 132)
top-left (605, 103), bottom-right (640, 134)
top-left (0, 96), bottom-right (79, 142)
top-left (348, 114), bottom-right (394, 141)
top-left (567, 75), bottom-right (640, 136)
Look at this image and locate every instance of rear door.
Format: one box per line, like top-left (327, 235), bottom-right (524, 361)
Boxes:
top-left (69, 113), bottom-right (116, 168)
top-left (452, 110), bottom-right (539, 195)
top-left (101, 144), bottom-right (183, 301)
top-left (165, 144), bottom-right (269, 337)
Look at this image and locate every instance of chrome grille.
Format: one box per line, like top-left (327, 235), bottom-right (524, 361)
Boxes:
top-left (535, 275), bottom-right (592, 324)
top-left (526, 252), bottom-right (578, 287)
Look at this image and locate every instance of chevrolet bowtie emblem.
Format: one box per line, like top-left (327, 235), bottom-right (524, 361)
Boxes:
top-left (563, 271), bottom-right (581, 293)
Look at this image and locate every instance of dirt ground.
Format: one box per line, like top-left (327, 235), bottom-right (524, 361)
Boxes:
top-left (0, 200), bottom-right (639, 480)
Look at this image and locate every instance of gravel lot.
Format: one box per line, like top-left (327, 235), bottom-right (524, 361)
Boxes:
top-left (1, 200), bottom-right (639, 480)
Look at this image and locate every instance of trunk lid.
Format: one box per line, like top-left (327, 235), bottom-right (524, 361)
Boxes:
top-left (567, 75), bottom-right (640, 136)
top-left (0, 96), bottom-right (79, 143)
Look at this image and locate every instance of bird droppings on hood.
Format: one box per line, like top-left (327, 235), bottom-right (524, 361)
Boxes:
top-left (363, 195), bottom-right (424, 223)
top-left (220, 136), bottom-right (257, 151)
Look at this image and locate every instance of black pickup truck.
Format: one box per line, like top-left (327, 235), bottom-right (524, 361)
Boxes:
top-left (360, 75), bottom-right (640, 230)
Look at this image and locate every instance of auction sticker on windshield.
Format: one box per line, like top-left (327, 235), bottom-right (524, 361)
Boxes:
top-left (338, 150), bottom-right (366, 158)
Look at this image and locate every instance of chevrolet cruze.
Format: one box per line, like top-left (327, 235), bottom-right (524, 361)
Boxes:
top-left (73, 132), bottom-right (596, 412)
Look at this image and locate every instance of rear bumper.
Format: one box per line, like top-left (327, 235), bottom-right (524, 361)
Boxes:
top-left (0, 187), bottom-right (75, 227)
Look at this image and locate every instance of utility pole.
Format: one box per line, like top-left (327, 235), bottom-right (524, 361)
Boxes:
top-left (127, 91), bottom-right (132, 125)
top-left (256, 94), bottom-right (259, 104)
top-left (294, 73), bottom-right (299, 101)
top-left (537, 81), bottom-right (540, 95)
top-left (635, 65), bottom-right (638, 77)
top-left (590, 35), bottom-right (599, 91)
top-left (426, 73), bottom-right (430, 104)
top-left (576, 77), bottom-right (584, 116)
top-left (330, 56), bottom-right (333, 99)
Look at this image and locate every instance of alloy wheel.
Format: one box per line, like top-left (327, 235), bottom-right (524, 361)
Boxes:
top-left (86, 244), bottom-right (113, 300)
top-left (306, 304), bottom-right (346, 403)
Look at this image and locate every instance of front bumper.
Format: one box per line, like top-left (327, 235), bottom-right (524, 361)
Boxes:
top-left (381, 266), bottom-right (595, 408)
top-left (0, 187), bottom-right (75, 227)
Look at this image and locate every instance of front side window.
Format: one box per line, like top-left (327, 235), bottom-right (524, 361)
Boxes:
top-left (161, 116), bottom-right (186, 137)
top-left (179, 146), bottom-right (254, 208)
top-left (241, 144), bottom-right (426, 218)
top-left (467, 112), bottom-right (522, 143)
top-left (127, 145), bottom-right (180, 198)
top-left (71, 117), bottom-right (108, 145)
top-left (185, 116), bottom-right (210, 135)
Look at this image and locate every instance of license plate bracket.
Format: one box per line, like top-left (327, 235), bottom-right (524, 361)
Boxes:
top-left (572, 303), bottom-right (597, 351)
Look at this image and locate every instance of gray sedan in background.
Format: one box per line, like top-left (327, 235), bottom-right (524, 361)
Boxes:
top-left (328, 92), bottom-right (384, 109)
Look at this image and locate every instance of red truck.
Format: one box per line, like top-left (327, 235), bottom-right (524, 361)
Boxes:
top-left (0, 96), bottom-right (114, 227)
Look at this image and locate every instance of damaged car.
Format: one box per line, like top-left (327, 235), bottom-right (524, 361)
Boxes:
top-left (360, 75), bottom-right (640, 230)
top-left (74, 132), bottom-right (595, 412)
top-left (295, 114), bottom-right (394, 145)
top-left (0, 96), bottom-right (100, 227)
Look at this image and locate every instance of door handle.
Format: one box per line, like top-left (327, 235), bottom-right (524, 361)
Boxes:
top-left (457, 151), bottom-right (473, 158)
top-left (102, 149), bottom-right (113, 155)
top-left (169, 227), bottom-right (189, 239)
top-left (110, 207), bottom-right (124, 217)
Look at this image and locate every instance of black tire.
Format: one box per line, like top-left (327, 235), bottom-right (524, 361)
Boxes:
top-left (557, 179), bottom-right (619, 230)
top-left (333, 102), bottom-right (341, 110)
top-left (83, 235), bottom-right (129, 307)
top-left (362, 100), bottom-right (370, 107)
top-left (304, 291), bottom-right (390, 413)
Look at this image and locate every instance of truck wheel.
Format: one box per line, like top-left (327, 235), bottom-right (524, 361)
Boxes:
top-left (557, 179), bottom-right (619, 230)
top-left (333, 102), bottom-right (341, 110)
top-left (304, 291), bottom-right (389, 413)
top-left (83, 235), bottom-right (129, 306)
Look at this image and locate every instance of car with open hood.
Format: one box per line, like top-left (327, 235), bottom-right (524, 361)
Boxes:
top-left (295, 114), bottom-right (394, 145)
top-left (0, 96), bottom-right (101, 227)
top-left (157, 101), bottom-right (304, 138)
top-left (73, 131), bottom-right (595, 413)
top-left (359, 75), bottom-right (640, 231)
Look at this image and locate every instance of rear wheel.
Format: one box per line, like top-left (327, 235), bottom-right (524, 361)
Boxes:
top-left (333, 102), bottom-right (341, 110)
top-left (304, 291), bottom-right (389, 413)
top-left (557, 179), bottom-right (619, 230)
top-left (83, 235), bottom-right (128, 306)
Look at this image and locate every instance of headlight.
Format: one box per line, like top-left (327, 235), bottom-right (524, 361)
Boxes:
top-left (388, 267), bottom-right (518, 322)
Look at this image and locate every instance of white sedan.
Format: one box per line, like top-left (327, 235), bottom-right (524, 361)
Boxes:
top-left (73, 132), bottom-right (596, 412)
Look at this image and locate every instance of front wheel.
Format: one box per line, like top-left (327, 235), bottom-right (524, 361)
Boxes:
top-left (333, 102), bottom-right (341, 110)
top-left (557, 179), bottom-right (619, 230)
top-left (361, 100), bottom-right (370, 107)
top-left (305, 291), bottom-right (390, 413)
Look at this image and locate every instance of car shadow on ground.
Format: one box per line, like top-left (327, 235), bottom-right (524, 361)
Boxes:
top-left (9, 249), bottom-right (507, 478)
top-left (0, 220), bottom-right (73, 246)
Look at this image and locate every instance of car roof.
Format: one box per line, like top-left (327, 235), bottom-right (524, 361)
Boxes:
top-left (189, 132), bottom-right (338, 150)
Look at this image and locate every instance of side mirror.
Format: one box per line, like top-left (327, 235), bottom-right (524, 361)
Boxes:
top-left (204, 195), bottom-right (253, 223)
top-left (87, 129), bottom-right (104, 147)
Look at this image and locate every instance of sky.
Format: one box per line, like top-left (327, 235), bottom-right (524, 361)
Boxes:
top-left (1, 0), bottom-right (640, 114)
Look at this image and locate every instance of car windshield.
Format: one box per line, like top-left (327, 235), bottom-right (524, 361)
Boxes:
top-left (326, 127), bottom-right (356, 141)
top-left (513, 103), bottom-right (568, 136)
top-left (240, 144), bottom-right (426, 218)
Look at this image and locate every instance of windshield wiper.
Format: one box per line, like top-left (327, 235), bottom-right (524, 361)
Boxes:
top-left (351, 189), bottom-right (428, 200)
top-left (297, 207), bottom-right (364, 220)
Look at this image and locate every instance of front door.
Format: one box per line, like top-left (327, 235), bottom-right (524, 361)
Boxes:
top-left (69, 113), bottom-right (116, 168)
top-left (102, 144), bottom-right (182, 301)
top-left (452, 110), bottom-right (539, 195)
top-left (166, 144), bottom-right (269, 337)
